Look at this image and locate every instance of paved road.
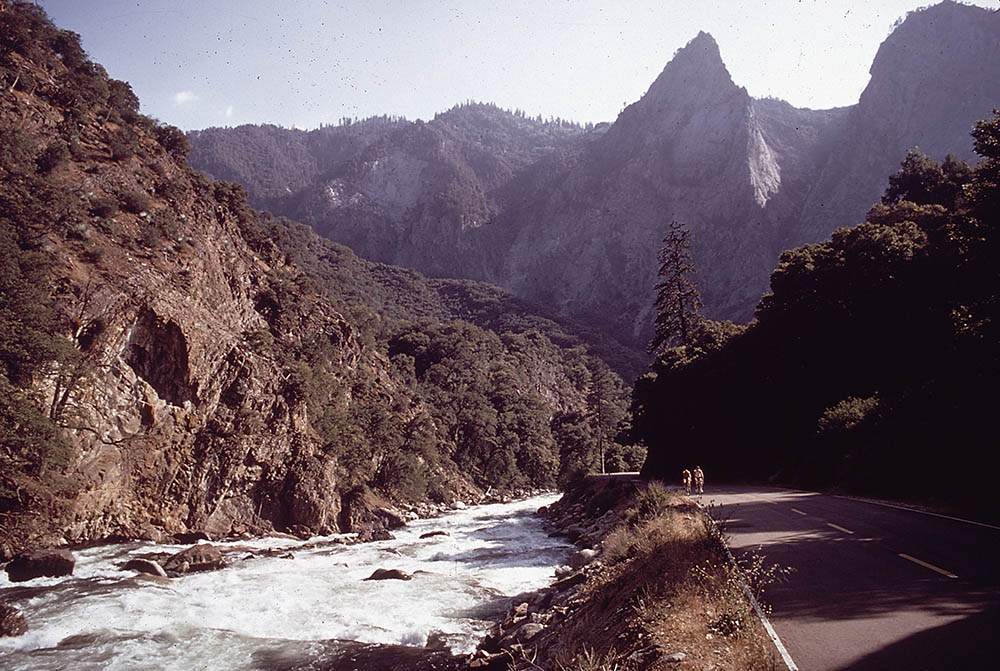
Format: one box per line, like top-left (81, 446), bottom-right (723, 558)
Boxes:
top-left (703, 486), bottom-right (1000, 670)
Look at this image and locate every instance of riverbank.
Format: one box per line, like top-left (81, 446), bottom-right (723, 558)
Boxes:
top-left (0, 495), bottom-right (569, 670)
top-left (470, 476), bottom-right (777, 670)
top-left (2, 483), bottom-right (778, 670)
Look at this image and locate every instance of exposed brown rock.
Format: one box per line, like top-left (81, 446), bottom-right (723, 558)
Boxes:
top-left (364, 568), bottom-right (412, 581)
top-left (122, 558), bottom-right (168, 578)
top-left (172, 531), bottom-right (212, 544)
top-left (0, 603), bottom-right (28, 637)
top-left (162, 544), bottom-right (226, 575)
top-left (4, 549), bottom-right (75, 583)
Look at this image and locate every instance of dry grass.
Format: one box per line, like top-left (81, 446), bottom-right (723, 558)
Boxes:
top-left (549, 484), bottom-right (777, 670)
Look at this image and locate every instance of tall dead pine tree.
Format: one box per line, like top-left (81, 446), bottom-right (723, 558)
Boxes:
top-left (649, 220), bottom-right (703, 356)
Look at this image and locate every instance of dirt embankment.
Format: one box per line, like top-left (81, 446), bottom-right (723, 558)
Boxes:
top-left (469, 476), bottom-right (776, 671)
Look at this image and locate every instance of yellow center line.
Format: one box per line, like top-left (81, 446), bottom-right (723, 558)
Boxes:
top-left (790, 508), bottom-right (807, 516)
top-left (899, 553), bottom-right (958, 579)
top-left (826, 523), bottom-right (855, 535)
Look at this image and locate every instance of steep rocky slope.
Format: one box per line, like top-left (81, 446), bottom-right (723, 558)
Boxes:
top-left (0, 1), bottom-right (634, 553)
top-left (796, 0), bottom-right (1000, 245)
top-left (188, 1), bottom-right (1000, 348)
top-left (0, 4), bottom-right (387, 546)
top-left (496, 31), bottom-right (837, 341)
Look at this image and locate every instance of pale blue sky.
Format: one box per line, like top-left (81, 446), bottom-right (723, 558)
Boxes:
top-left (37, 1), bottom-right (1000, 131)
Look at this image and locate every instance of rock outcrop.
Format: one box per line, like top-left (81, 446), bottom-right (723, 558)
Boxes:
top-left (797, 1), bottom-right (1000, 244)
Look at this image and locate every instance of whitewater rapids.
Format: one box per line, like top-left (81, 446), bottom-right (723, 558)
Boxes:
top-left (0, 493), bottom-right (572, 670)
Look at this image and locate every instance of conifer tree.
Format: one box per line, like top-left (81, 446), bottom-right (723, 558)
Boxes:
top-left (649, 220), bottom-right (703, 356)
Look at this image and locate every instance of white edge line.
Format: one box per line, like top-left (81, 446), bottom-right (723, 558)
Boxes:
top-left (706, 504), bottom-right (799, 671)
top-left (832, 495), bottom-right (1000, 531)
top-left (746, 582), bottom-right (799, 671)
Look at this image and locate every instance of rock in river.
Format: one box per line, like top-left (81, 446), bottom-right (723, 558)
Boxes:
top-left (163, 544), bottom-right (226, 575)
top-left (4, 549), bottom-right (75, 582)
top-left (123, 558), bottom-right (169, 578)
top-left (0, 603), bottom-right (28, 637)
top-left (364, 568), bottom-right (412, 581)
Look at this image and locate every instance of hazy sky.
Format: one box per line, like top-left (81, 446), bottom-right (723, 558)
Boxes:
top-left (37, 1), bottom-right (1000, 131)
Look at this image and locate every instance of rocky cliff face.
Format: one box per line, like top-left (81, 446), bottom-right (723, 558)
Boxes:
top-left (796, 0), bottom-right (1000, 245)
top-left (187, 2), bottom-right (999, 349)
top-left (0, 5), bottom-right (450, 550)
top-left (497, 32), bottom-right (797, 342)
top-left (0, 48), bottom-right (375, 546)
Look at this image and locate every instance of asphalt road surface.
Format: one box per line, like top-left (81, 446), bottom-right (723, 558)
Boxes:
top-left (704, 486), bottom-right (1000, 670)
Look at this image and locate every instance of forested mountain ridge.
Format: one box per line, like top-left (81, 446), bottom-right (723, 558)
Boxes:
top-left (257, 214), bottom-right (646, 381)
top-left (187, 1), bottom-right (1000, 350)
top-left (0, 1), bottom-right (637, 554)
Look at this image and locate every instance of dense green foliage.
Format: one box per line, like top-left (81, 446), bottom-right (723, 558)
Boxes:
top-left (649, 219), bottom-right (703, 355)
top-left (0, 221), bottom-right (74, 487)
top-left (0, 128), bottom-right (77, 500)
top-left (254, 213), bottom-right (645, 381)
top-left (252, 213), bottom-right (644, 491)
top-left (634, 112), bottom-right (1000, 515)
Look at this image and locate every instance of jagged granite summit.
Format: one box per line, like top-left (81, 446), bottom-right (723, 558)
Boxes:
top-left (188, 1), bottom-right (1000, 349)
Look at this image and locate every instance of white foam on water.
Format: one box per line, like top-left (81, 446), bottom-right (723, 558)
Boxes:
top-left (0, 493), bottom-right (571, 670)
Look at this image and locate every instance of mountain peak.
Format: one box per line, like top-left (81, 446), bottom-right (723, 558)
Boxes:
top-left (855, 0), bottom-right (1000, 160)
top-left (869, 0), bottom-right (998, 82)
top-left (686, 30), bottom-right (720, 54)
top-left (640, 31), bottom-right (738, 107)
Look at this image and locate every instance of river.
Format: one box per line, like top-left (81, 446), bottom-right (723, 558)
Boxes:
top-left (0, 493), bottom-right (571, 670)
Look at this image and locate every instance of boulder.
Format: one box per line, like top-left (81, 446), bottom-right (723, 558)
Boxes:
top-left (172, 530), bottom-right (212, 544)
top-left (500, 621), bottom-right (545, 647)
top-left (376, 507), bottom-right (407, 530)
top-left (4, 549), bottom-right (75, 582)
top-left (469, 652), bottom-right (507, 670)
top-left (570, 548), bottom-right (598, 569)
top-left (123, 558), bottom-right (168, 578)
top-left (419, 530), bottom-right (450, 539)
top-left (364, 568), bottom-right (412, 581)
top-left (0, 603), bottom-right (28, 637)
top-left (287, 524), bottom-right (313, 540)
top-left (162, 544), bottom-right (225, 575)
top-left (138, 527), bottom-right (168, 543)
top-left (337, 489), bottom-right (402, 538)
top-left (359, 528), bottom-right (395, 542)
top-left (553, 565), bottom-right (574, 578)
top-left (517, 623), bottom-right (544, 641)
